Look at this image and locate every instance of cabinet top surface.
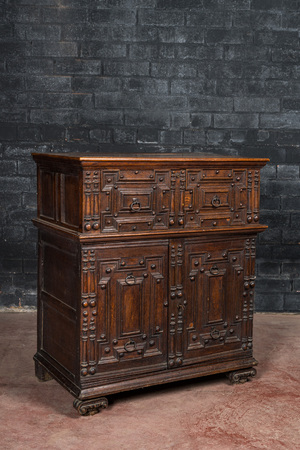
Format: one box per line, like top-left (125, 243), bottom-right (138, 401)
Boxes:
top-left (32, 152), bottom-right (269, 165)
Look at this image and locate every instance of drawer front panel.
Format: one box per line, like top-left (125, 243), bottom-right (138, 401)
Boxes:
top-left (99, 170), bottom-right (171, 233)
top-left (184, 168), bottom-right (248, 228)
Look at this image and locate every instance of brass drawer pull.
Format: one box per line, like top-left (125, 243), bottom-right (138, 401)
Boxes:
top-left (211, 195), bottom-right (221, 208)
top-left (130, 198), bottom-right (141, 212)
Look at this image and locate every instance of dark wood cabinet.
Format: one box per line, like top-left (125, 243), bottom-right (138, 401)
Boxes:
top-left (32, 152), bottom-right (268, 415)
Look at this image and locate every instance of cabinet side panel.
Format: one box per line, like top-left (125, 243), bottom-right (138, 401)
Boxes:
top-left (38, 232), bottom-right (80, 380)
top-left (61, 173), bottom-right (80, 229)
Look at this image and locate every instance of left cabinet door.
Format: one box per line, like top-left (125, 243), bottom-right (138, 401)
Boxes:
top-left (81, 241), bottom-right (169, 380)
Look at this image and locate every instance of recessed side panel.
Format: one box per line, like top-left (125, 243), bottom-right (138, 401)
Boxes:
top-left (61, 174), bottom-right (80, 229)
top-left (40, 170), bottom-right (56, 220)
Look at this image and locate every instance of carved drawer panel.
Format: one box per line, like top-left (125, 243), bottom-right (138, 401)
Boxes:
top-left (184, 168), bottom-right (247, 228)
top-left (99, 170), bottom-right (171, 233)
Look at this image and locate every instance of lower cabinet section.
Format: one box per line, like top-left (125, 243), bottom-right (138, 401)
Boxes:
top-left (35, 231), bottom-right (258, 415)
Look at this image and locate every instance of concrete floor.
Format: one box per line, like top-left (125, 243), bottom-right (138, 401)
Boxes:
top-left (0, 313), bottom-right (299, 450)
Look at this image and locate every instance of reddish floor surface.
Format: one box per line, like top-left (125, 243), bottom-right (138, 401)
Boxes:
top-left (0, 313), bottom-right (299, 449)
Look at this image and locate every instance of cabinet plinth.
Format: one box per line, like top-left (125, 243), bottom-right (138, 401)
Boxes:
top-left (32, 152), bottom-right (268, 415)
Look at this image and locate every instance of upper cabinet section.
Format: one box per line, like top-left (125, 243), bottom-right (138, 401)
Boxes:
top-left (32, 153), bottom-right (268, 236)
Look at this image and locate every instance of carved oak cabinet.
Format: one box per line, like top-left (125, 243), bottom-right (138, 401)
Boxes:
top-left (32, 152), bottom-right (268, 415)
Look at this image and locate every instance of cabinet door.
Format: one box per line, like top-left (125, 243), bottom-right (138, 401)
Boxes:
top-left (169, 238), bottom-right (255, 368)
top-left (93, 241), bottom-right (168, 378)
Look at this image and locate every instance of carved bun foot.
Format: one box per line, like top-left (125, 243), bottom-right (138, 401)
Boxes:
top-left (227, 368), bottom-right (257, 384)
top-left (73, 397), bottom-right (108, 416)
top-left (35, 360), bottom-right (53, 382)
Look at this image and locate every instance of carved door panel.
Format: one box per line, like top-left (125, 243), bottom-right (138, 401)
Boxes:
top-left (94, 241), bottom-right (169, 377)
top-left (168, 238), bottom-right (254, 368)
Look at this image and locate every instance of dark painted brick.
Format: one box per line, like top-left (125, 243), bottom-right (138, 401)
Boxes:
top-left (282, 99), bottom-right (300, 111)
top-left (206, 29), bottom-right (253, 44)
top-left (123, 78), bottom-right (168, 94)
top-left (214, 114), bottom-right (259, 129)
top-left (54, 59), bottom-right (102, 76)
top-left (18, 160), bottom-right (36, 176)
top-left (139, 9), bottom-right (184, 26)
top-left (189, 97), bottom-right (233, 112)
top-left (256, 278), bottom-right (291, 292)
top-left (171, 79), bottom-right (216, 95)
top-left (177, 45), bottom-right (223, 61)
top-left (6, 6), bottom-right (41, 23)
top-left (129, 43), bottom-right (158, 60)
top-left (261, 180), bottom-right (300, 197)
top-left (22, 193), bottom-right (37, 209)
top-left (234, 11), bottom-right (282, 29)
top-left (0, 258), bottom-right (23, 274)
top-left (41, 125), bottom-right (66, 141)
top-left (0, 75), bottom-right (24, 91)
top-left (26, 76), bottom-right (71, 92)
top-left (190, 114), bottom-right (211, 128)
top-left (186, 11), bottom-right (232, 28)
top-left (140, 95), bottom-right (187, 110)
top-left (31, 110), bottom-right (78, 126)
top-left (283, 230), bottom-right (300, 244)
top-left (90, 9), bottom-right (136, 25)
top-left (81, 42), bottom-right (127, 58)
top-left (217, 79), bottom-right (265, 96)
top-left (257, 261), bottom-right (281, 276)
top-left (95, 92), bottom-right (141, 109)
top-left (137, 128), bottom-right (159, 144)
top-left (277, 164), bottom-right (299, 179)
top-left (16, 24), bottom-right (61, 40)
top-left (0, 161), bottom-right (17, 175)
top-left (251, 0), bottom-right (283, 10)
top-left (104, 61), bottom-right (149, 77)
top-left (79, 110), bottom-right (123, 126)
top-left (171, 113), bottom-right (191, 128)
top-left (295, 280), bottom-right (300, 291)
top-left (73, 76), bottom-right (122, 93)
top-left (32, 42), bottom-right (78, 57)
top-left (0, 177), bottom-right (31, 192)
top-left (284, 294), bottom-right (300, 311)
top-left (151, 62), bottom-right (197, 78)
top-left (260, 211), bottom-right (290, 228)
top-left (18, 125), bottom-right (41, 142)
top-left (282, 12), bottom-right (300, 28)
top-left (174, 28), bottom-right (205, 44)
top-left (260, 195), bottom-right (281, 210)
top-left (260, 113), bottom-right (300, 129)
top-left (281, 196), bottom-right (300, 211)
top-left (282, 263), bottom-right (300, 278)
top-left (160, 130), bottom-right (182, 145)
top-left (261, 164), bottom-right (277, 180)
top-left (258, 228), bottom-right (282, 245)
top-left (207, 130), bottom-right (228, 145)
top-left (272, 48), bottom-right (300, 63)
top-left (203, 0), bottom-right (250, 9)
top-left (225, 45), bottom-right (269, 62)
top-left (42, 7), bottom-right (88, 23)
top-left (0, 125), bottom-right (17, 141)
top-left (125, 111), bottom-right (170, 128)
top-left (183, 130), bottom-right (206, 145)
top-left (254, 293), bottom-right (284, 312)
top-left (157, 0), bottom-right (203, 8)
top-left (113, 128), bottom-right (136, 144)
top-left (286, 149), bottom-right (300, 164)
top-left (234, 97), bottom-right (280, 112)
top-left (90, 129), bottom-right (112, 143)
top-left (291, 213), bottom-right (300, 228)
top-left (255, 30), bottom-right (299, 46)
top-left (273, 245), bottom-right (300, 260)
top-left (23, 259), bottom-right (37, 274)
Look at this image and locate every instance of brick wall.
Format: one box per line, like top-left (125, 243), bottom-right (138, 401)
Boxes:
top-left (0, 0), bottom-right (299, 311)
